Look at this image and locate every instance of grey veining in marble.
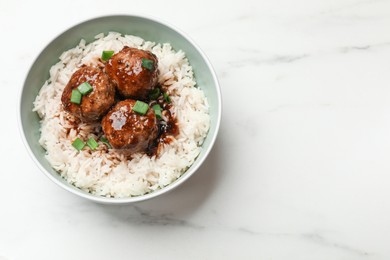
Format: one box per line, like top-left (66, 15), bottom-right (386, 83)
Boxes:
top-left (2, 0), bottom-right (390, 259)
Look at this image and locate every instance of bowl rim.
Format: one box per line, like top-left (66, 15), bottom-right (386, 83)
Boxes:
top-left (17, 14), bottom-right (222, 204)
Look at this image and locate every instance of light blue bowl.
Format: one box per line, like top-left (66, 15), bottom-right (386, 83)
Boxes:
top-left (18, 15), bottom-right (221, 204)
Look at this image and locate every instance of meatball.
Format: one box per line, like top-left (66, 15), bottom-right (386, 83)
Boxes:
top-left (104, 47), bottom-right (159, 99)
top-left (61, 66), bottom-right (115, 122)
top-left (101, 99), bottom-right (158, 152)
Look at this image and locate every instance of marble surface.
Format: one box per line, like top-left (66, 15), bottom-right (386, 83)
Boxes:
top-left (2, 0), bottom-right (390, 259)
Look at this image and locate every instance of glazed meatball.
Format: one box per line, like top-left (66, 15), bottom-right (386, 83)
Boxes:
top-left (104, 47), bottom-right (159, 99)
top-left (61, 66), bottom-right (115, 122)
top-left (101, 99), bottom-right (158, 152)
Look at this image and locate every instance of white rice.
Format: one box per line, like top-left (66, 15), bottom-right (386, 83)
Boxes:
top-left (33, 32), bottom-right (210, 198)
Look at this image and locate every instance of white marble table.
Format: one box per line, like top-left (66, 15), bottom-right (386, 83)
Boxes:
top-left (2, 0), bottom-right (390, 259)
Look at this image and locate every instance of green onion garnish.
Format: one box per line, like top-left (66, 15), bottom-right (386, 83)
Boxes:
top-left (149, 88), bottom-right (160, 100)
top-left (152, 104), bottom-right (162, 119)
top-left (132, 100), bottom-right (149, 115)
top-left (72, 138), bottom-right (85, 151)
top-left (100, 136), bottom-right (111, 149)
top-left (70, 89), bottom-right (82, 104)
top-left (152, 104), bottom-right (162, 111)
top-left (77, 82), bottom-right (93, 95)
top-left (101, 50), bottom-right (115, 61)
top-left (163, 92), bottom-right (171, 103)
top-left (86, 137), bottom-right (98, 150)
top-left (141, 58), bottom-right (154, 70)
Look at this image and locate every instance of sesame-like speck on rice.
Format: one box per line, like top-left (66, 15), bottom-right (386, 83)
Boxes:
top-left (33, 32), bottom-right (210, 198)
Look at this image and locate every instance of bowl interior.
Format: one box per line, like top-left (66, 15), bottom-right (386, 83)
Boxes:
top-left (20, 15), bottom-right (221, 203)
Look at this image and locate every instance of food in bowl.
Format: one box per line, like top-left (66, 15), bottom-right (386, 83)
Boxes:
top-left (61, 65), bottom-right (116, 122)
top-left (101, 99), bottom-right (159, 152)
top-left (33, 32), bottom-right (210, 198)
top-left (105, 46), bottom-right (159, 98)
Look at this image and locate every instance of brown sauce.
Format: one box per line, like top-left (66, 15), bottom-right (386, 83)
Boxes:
top-left (146, 89), bottom-right (179, 156)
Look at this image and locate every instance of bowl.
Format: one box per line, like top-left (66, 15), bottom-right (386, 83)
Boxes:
top-left (18, 15), bottom-right (221, 204)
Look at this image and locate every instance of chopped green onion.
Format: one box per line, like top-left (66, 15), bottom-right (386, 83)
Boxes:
top-left (132, 100), bottom-right (149, 115)
top-left (155, 110), bottom-right (162, 119)
top-left (72, 138), bottom-right (85, 151)
top-left (86, 137), bottom-right (98, 150)
top-left (152, 104), bottom-right (162, 119)
top-left (141, 58), bottom-right (154, 70)
top-left (152, 104), bottom-right (162, 111)
top-left (163, 92), bottom-right (171, 103)
top-left (77, 82), bottom-right (93, 95)
top-left (100, 136), bottom-right (111, 149)
top-left (149, 88), bottom-right (160, 100)
top-left (101, 50), bottom-right (115, 61)
top-left (70, 89), bottom-right (82, 104)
